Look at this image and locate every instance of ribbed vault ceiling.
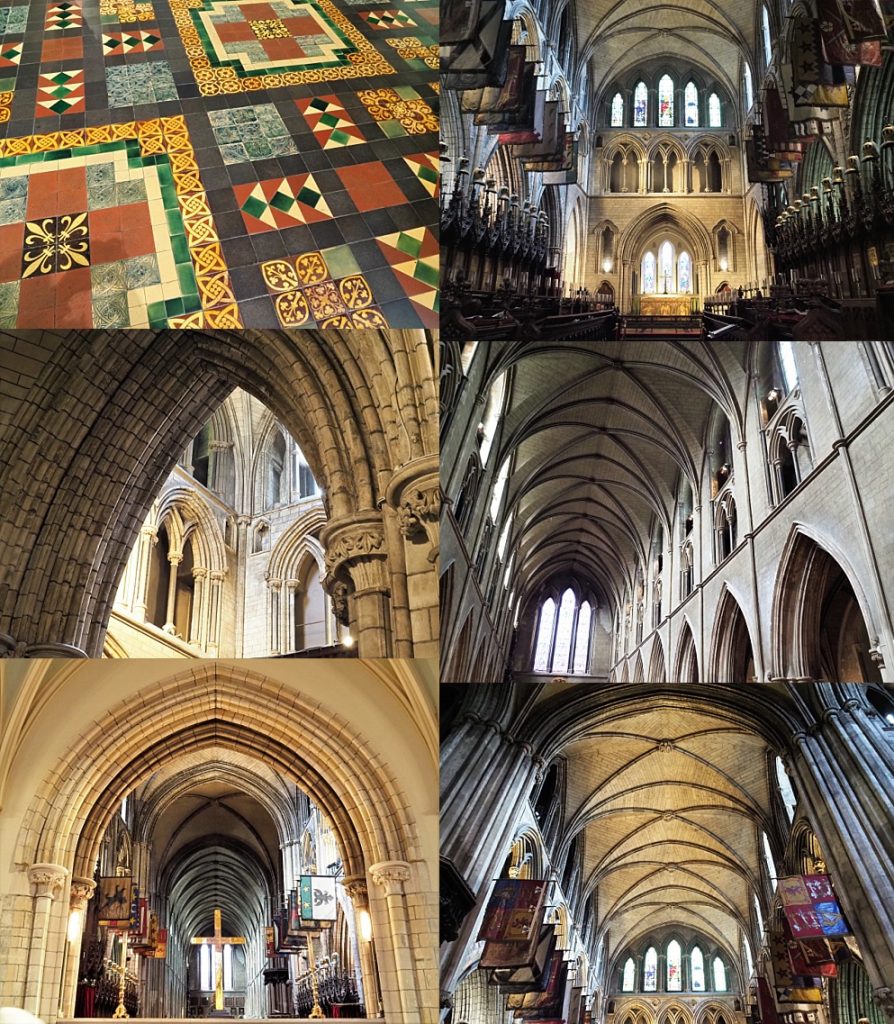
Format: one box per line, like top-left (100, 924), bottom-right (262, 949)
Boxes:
top-left (557, 702), bottom-right (772, 979)
top-left (495, 342), bottom-right (748, 613)
top-left (578, 0), bottom-right (760, 101)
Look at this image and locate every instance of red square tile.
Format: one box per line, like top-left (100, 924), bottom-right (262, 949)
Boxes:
top-left (336, 161), bottom-right (406, 212)
top-left (214, 21), bottom-right (257, 42)
top-left (118, 201), bottom-right (155, 259)
top-left (41, 37), bottom-right (84, 61)
top-left (0, 223), bottom-right (24, 284)
top-left (52, 266), bottom-right (93, 326)
top-left (55, 165), bottom-right (88, 210)
top-left (240, 3), bottom-right (278, 18)
top-left (281, 14), bottom-right (320, 34)
top-left (261, 36), bottom-right (305, 60)
top-left (26, 170), bottom-right (59, 219)
top-left (18, 274), bottom-right (56, 325)
top-left (87, 205), bottom-right (125, 263)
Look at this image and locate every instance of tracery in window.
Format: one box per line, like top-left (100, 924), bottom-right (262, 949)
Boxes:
top-left (691, 946), bottom-right (705, 991)
top-left (684, 81), bottom-right (698, 126)
top-left (658, 75), bottom-right (674, 126)
top-left (611, 92), bottom-right (624, 126)
top-left (666, 939), bottom-right (682, 990)
top-left (643, 946), bottom-right (658, 991)
top-left (708, 92), bottom-right (722, 126)
top-left (634, 81), bottom-right (648, 126)
top-left (532, 589), bottom-right (596, 674)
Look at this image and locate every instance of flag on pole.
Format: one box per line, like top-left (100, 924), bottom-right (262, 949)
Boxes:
top-left (300, 875), bottom-right (338, 921)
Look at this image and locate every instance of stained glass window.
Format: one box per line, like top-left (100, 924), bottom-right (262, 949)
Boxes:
top-left (533, 598), bottom-right (556, 671)
top-left (684, 82), bottom-right (698, 126)
top-left (611, 92), bottom-right (624, 126)
top-left (667, 940), bottom-right (682, 990)
top-left (643, 947), bottom-right (658, 991)
top-left (743, 63), bottom-right (754, 111)
top-left (659, 241), bottom-right (674, 293)
top-left (658, 74), bottom-right (674, 126)
top-left (713, 957), bottom-right (727, 991)
top-left (678, 251), bottom-right (692, 293)
top-left (573, 601), bottom-right (592, 674)
top-left (762, 6), bottom-right (773, 65)
top-left (622, 957), bottom-right (636, 991)
top-left (709, 93), bottom-right (721, 127)
top-left (553, 588), bottom-right (576, 673)
top-left (634, 81), bottom-right (648, 126)
top-left (691, 946), bottom-right (705, 991)
top-left (643, 252), bottom-right (656, 294)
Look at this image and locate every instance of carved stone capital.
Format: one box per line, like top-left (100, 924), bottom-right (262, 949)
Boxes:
top-left (321, 513), bottom-right (388, 593)
top-left (192, 567), bottom-right (208, 581)
top-left (369, 860), bottom-right (411, 895)
top-left (70, 876), bottom-right (97, 910)
top-left (28, 863), bottom-right (69, 899)
top-left (209, 569), bottom-right (226, 583)
top-left (385, 457), bottom-right (440, 556)
top-left (342, 874), bottom-right (369, 904)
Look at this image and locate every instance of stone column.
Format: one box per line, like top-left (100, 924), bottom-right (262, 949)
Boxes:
top-left (234, 515), bottom-right (251, 655)
top-left (131, 526), bottom-right (157, 621)
top-left (284, 580), bottom-right (298, 653)
top-left (321, 514), bottom-right (391, 658)
top-left (369, 861), bottom-right (418, 1023)
top-left (790, 700), bottom-right (894, 1018)
top-left (190, 567), bottom-right (208, 648)
top-left (207, 569), bottom-right (225, 655)
top-left (162, 553), bottom-right (183, 634)
top-left (25, 863), bottom-right (68, 1014)
top-left (267, 577), bottom-right (282, 654)
top-left (343, 876), bottom-right (380, 1016)
top-left (60, 876), bottom-right (96, 1017)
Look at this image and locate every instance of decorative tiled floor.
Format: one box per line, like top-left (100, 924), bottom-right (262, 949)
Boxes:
top-left (0, 0), bottom-right (437, 327)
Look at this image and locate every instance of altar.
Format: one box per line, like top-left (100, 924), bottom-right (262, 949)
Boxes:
top-left (640, 295), bottom-right (694, 316)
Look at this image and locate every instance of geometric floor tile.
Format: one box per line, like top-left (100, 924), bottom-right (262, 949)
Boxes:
top-left (36, 70), bottom-right (86, 116)
top-left (0, 92), bottom-right (12, 126)
top-left (358, 85), bottom-right (438, 137)
top-left (403, 151), bottom-right (438, 197)
top-left (0, 43), bottom-right (23, 70)
top-left (296, 95), bottom-right (365, 148)
top-left (335, 160), bottom-right (405, 211)
top-left (105, 62), bottom-right (178, 105)
top-left (0, 8), bottom-right (29, 35)
top-left (45, 3), bottom-right (83, 30)
top-left (375, 225), bottom-right (437, 326)
top-left (208, 103), bottom-right (298, 164)
top-left (102, 30), bottom-right (165, 54)
top-left (359, 9), bottom-right (416, 27)
top-left (385, 35), bottom-right (437, 70)
top-left (42, 37), bottom-right (85, 62)
top-left (99, 0), bottom-right (156, 22)
top-left (0, 118), bottom-right (241, 328)
top-left (261, 247), bottom-right (387, 328)
top-left (234, 173), bottom-right (332, 232)
top-left (175, 0), bottom-right (394, 93)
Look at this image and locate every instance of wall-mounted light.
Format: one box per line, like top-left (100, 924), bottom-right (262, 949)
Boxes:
top-left (602, 259), bottom-right (613, 273)
top-left (68, 909), bottom-right (83, 943)
top-left (342, 632), bottom-right (354, 648)
top-left (359, 909), bottom-right (372, 942)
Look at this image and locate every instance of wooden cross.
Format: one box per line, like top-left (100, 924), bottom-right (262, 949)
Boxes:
top-left (191, 909), bottom-right (246, 1011)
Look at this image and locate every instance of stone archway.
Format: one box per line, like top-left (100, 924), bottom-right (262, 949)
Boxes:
top-left (0, 332), bottom-right (438, 659)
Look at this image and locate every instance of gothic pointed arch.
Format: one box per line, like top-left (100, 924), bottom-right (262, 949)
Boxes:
top-left (647, 637), bottom-right (667, 682)
top-left (709, 586), bottom-right (756, 682)
top-left (674, 620), bottom-right (699, 682)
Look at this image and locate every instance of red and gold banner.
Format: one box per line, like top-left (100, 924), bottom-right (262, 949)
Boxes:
top-left (478, 880), bottom-right (548, 943)
top-left (818, 0), bottom-right (883, 64)
top-left (779, 874), bottom-right (850, 937)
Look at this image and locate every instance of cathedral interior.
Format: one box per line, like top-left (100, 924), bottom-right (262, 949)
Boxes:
top-left (441, 0), bottom-right (894, 339)
top-left (440, 682), bottom-right (894, 1024)
top-left (0, 0), bottom-right (438, 329)
top-left (441, 340), bottom-right (894, 684)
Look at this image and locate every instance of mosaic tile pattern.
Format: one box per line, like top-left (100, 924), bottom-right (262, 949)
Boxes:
top-left (376, 225), bottom-right (437, 326)
top-left (0, 0), bottom-right (438, 327)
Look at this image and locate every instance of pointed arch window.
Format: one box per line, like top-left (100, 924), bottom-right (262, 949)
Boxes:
top-left (643, 946), bottom-right (658, 991)
top-left (573, 601), bottom-right (592, 674)
top-left (489, 456), bottom-right (510, 522)
top-left (667, 939), bottom-right (682, 990)
top-left (533, 597), bottom-right (556, 672)
top-left (622, 956), bottom-right (636, 991)
top-left (642, 251), bottom-right (656, 293)
top-left (709, 92), bottom-right (722, 127)
top-left (659, 240), bottom-right (674, 294)
top-left (775, 756), bottom-right (797, 821)
top-left (684, 81), bottom-right (699, 126)
top-left (691, 946), bottom-right (705, 991)
top-left (678, 251), bottom-right (692, 294)
top-left (553, 588), bottom-right (576, 672)
top-left (634, 81), bottom-right (648, 126)
top-left (753, 892), bottom-right (765, 937)
top-left (743, 63), bottom-right (754, 110)
top-left (658, 75), bottom-right (674, 126)
top-left (762, 831), bottom-right (778, 887)
top-left (713, 957), bottom-right (727, 991)
top-left (761, 6), bottom-right (773, 66)
top-left (778, 340), bottom-right (798, 393)
top-left (611, 92), bottom-right (624, 126)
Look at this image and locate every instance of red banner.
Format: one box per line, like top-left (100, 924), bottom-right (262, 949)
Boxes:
top-left (478, 880), bottom-right (547, 943)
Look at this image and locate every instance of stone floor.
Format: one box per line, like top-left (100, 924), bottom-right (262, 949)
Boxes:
top-left (0, 0), bottom-right (438, 328)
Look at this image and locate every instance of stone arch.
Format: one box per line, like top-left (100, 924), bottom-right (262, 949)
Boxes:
top-left (673, 619), bottom-right (699, 682)
top-left (771, 526), bottom-right (883, 682)
top-left (618, 203), bottom-right (713, 267)
top-left (647, 636), bottom-right (667, 682)
top-left (709, 585), bottom-right (757, 682)
top-left (632, 650), bottom-right (645, 683)
top-left (0, 333), bottom-right (437, 658)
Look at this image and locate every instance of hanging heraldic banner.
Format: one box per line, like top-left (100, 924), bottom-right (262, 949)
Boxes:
top-left (477, 879), bottom-right (547, 943)
top-left (778, 874), bottom-right (851, 938)
top-left (300, 875), bottom-right (338, 921)
top-left (97, 876), bottom-right (134, 927)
